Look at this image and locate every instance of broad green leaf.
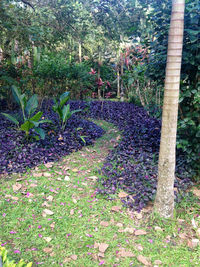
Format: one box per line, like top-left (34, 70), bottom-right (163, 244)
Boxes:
top-left (35, 128), bottom-right (45, 140)
top-left (55, 106), bottom-right (63, 121)
top-left (62, 104), bottom-right (70, 123)
top-left (30, 111), bottom-right (43, 122)
top-left (37, 119), bottom-right (52, 124)
top-left (11, 86), bottom-right (27, 117)
top-left (12, 85), bottom-right (22, 105)
top-left (30, 119), bottom-right (52, 127)
top-left (20, 121), bottom-right (34, 133)
top-left (71, 109), bottom-right (82, 115)
top-left (59, 92), bottom-right (70, 108)
top-left (26, 94), bottom-right (38, 117)
top-left (1, 113), bottom-right (19, 125)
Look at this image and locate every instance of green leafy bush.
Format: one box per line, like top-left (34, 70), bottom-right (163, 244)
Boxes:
top-left (1, 86), bottom-right (51, 140)
top-left (66, 62), bottom-right (95, 99)
top-left (0, 246), bottom-right (32, 267)
top-left (177, 84), bottom-right (200, 175)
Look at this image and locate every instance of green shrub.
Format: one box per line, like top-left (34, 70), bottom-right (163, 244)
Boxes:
top-left (0, 246), bottom-right (32, 267)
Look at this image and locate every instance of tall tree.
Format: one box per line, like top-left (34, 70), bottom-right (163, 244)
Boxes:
top-left (154, 0), bottom-right (185, 218)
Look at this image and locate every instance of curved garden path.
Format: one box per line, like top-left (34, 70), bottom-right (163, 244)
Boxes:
top-left (0, 120), bottom-right (199, 266)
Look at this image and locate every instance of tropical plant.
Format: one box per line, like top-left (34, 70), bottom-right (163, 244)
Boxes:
top-left (0, 246), bottom-right (32, 267)
top-left (52, 92), bottom-right (82, 130)
top-left (1, 86), bottom-right (51, 140)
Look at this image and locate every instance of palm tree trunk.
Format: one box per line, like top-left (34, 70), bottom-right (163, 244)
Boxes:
top-left (154, 0), bottom-right (185, 218)
top-left (79, 41), bottom-right (82, 63)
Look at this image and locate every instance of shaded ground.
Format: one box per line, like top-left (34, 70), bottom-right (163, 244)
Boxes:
top-left (0, 121), bottom-right (199, 266)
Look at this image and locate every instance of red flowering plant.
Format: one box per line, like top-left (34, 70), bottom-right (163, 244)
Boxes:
top-left (88, 68), bottom-right (112, 98)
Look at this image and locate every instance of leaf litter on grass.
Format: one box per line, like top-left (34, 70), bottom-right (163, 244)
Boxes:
top-left (0, 120), bottom-right (199, 266)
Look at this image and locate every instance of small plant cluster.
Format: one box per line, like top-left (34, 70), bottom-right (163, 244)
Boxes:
top-left (52, 92), bottom-right (81, 130)
top-left (0, 246), bottom-right (32, 267)
top-left (2, 86), bottom-right (51, 140)
top-left (1, 86), bottom-right (81, 140)
top-left (0, 96), bottom-right (105, 174)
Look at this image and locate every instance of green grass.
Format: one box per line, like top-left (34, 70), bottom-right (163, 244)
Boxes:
top-left (0, 120), bottom-right (199, 266)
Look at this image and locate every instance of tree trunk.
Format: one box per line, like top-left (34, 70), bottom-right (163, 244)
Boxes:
top-left (78, 41), bottom-right (82, 63)
top-left (154, 0), bottom-right (185, 218)
top-left (98, 49), bottom-right (101, 99)
top-left (120, 53), bottom-right (124, 101)
top-left (117, 66), bottom-right (120, 98)
top-left (97, 64), bottom-right (101, 99)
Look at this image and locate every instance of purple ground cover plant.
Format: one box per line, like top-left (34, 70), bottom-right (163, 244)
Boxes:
top-left (0, 100), bottom-right (192, 210)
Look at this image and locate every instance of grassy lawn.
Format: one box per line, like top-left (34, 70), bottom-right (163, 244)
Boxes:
top-left (0, 120), bottom-right (199, 266)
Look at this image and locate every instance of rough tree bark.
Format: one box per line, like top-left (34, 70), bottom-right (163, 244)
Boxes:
top-left (154, 0), bottom-right (185, 218)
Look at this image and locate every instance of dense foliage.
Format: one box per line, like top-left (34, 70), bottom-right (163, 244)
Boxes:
top-left (140, 0), bottom-right (200, 174)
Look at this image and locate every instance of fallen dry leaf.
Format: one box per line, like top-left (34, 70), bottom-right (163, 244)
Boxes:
top-left (71, 255), bottom-right (77, 260)
top-left (133, 212), bottom-right (143, 220)
top-left (30, 183), bottom-right (37, 188)
top-left (43, 237), bottom-right (52, 243)
top-left (43, 247), bottom-right (53, 253)
top-left (43, 172), bottom-right (52, 177)
top-left (12, 183), bottom-right (22, 191)
top-left (72, 168), bottom-right (79, 173)
top-left (100, 221), bottom-right (109, 227)
top-left (191, 218), bottom-right (198, 229)
top-left (63, 166), bottom-right (70, 171)
top-left (137, 255), bottom-right (151, 266)
top-left (118, 192), bottom-right (128, 198)
top-left (42, 201), bottom-right (51, 207)
top-left (154, 226), bottom-right (163, 232)
top-left (111, 206), bottom-right (121, 212)
top-left (118, 248), bottom-right (135, 258)
top-left (63, 257), bottom-right (71, 263)
top-left (88, 176), bottom-right (98, 181)
top-left (197, 228), bottom-right (200, 238)
top-left (43, 209), bottom-right (54, 215)
top-left (12, 196), bottom-right (19, 201)
top-left (94, 242), bottom-right (99, 249)
top-left (45, 163), bottom-right (53, 168)
top-left (135, 229), bottom-right (147, 236)
top-left (191, 239), bottom-right (199, 248)
top-left (33, 173), bottom-right (43, 177)
top-left (136, 244), bottom-right (144, 251)
top-left (193, 188), bottom-right (200, 198)
top-left (64, 176), bottom-right (70, 181)
top-left (116, 223), bottom-right (123, 228)
top-left (124, 227), bottom-right (135, 234)
top-left (70, 209), bottom-right (74, 215)
top-left (98, 243), bottom-right (109, 253)
top-left (116, 135), bottom-right (121, 141)
top-left (50, 222), bottom-right (55, 229)
top-left (154, 260), bottom-right (162, 265)
top-left (46, 196), bottom-right (53, 202)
